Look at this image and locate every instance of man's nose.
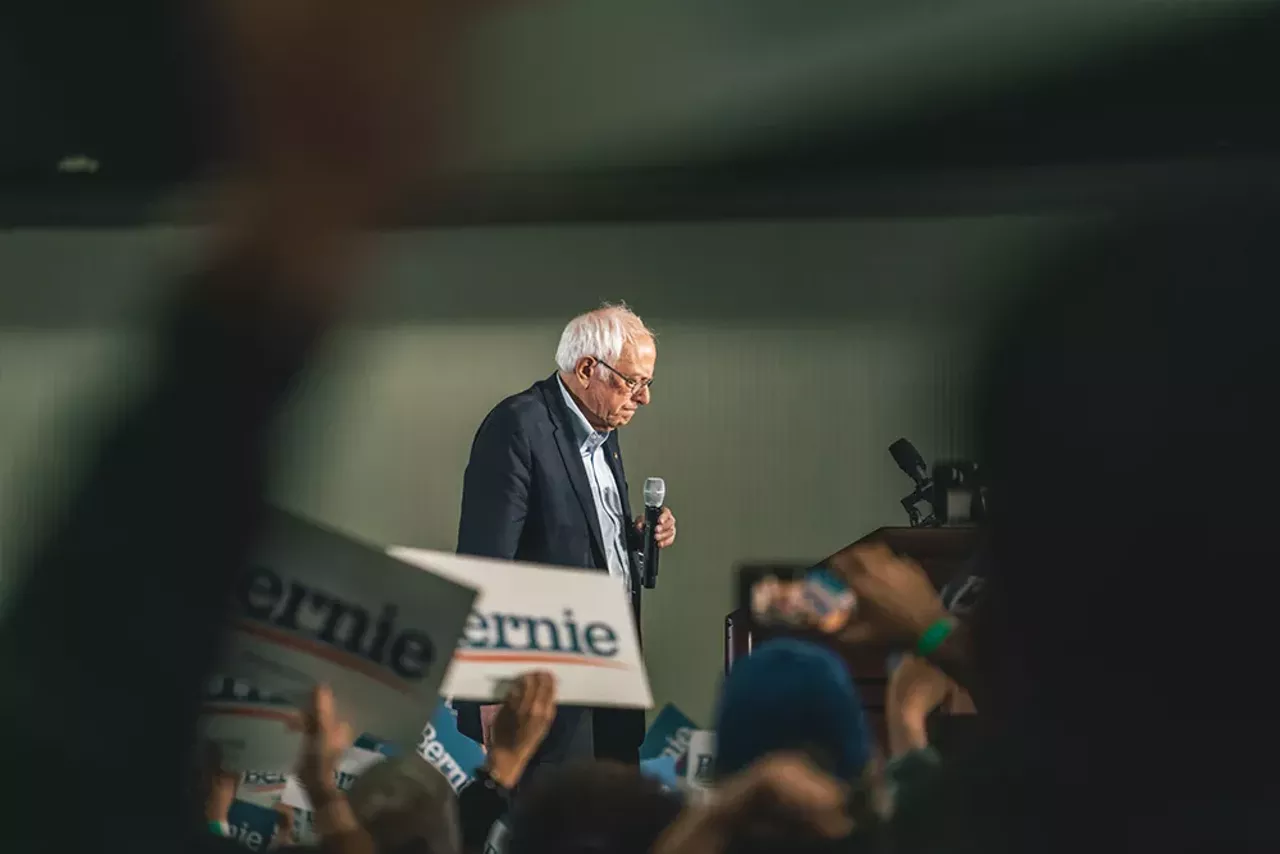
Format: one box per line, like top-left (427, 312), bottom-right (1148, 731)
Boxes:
top-left (635, 385), bottom-right (651, 405)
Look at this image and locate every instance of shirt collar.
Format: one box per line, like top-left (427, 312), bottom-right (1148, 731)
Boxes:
top-left (557, 376), bottom-right (610, 453)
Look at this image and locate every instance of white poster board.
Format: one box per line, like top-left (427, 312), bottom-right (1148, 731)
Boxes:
top-left (201, 510), bottom-right (479, 771)
top-left (201, 676), bottom-right (308, 775)
top-left (236, 768), bottom-right (291, 808)
top-left (389, 547), bottom-right (652, 709)
top-left (684, 730), bottom-right (716, 790)
top-left (279, 746), bottom-right (387, 811)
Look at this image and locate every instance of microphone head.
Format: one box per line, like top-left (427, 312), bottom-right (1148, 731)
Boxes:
top-left (888, 438), bottom-right (929, 482)
top-left (644, 477), bottom-right (666, 508)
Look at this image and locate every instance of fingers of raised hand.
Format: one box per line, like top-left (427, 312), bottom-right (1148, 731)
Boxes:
top-left (528, 671), bottom-right (557, 722)
top-left (752, 756), bottom-right (852, 838)
top-left (305, 684), bottom-right (335, 734)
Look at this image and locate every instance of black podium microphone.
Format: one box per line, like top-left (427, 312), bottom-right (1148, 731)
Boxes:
top-left (889, 438), bottom-right (937, 527)
top-left (889, 438), bottom-right (929, 487)
top-left (642, 477), bottom-right (666, 589)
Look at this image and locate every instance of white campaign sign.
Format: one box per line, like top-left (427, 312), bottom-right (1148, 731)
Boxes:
top-left (201, 676), bottom-right (307, 774)
top-left (280, 746), bottom-right (387, 811)
top-left (684, 730), bottom-right (716, 790)
top-left (236, 768), bottom-right (291, 808)
top-left (389, 547), bottom-right (653, 708)
top-left (201, 510), bottom-right (479, 772)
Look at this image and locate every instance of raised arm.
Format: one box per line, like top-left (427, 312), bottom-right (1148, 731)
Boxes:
top-left (0, 208), bottom-right (344, 853)
top-left (0, 0), bottom-right (491, 847)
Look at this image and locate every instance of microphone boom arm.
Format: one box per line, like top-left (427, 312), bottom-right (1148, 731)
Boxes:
top-left (900, 488), bottom-right (938, 528)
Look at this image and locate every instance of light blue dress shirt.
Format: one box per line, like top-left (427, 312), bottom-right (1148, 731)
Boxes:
top-left (557, 377), bottom-right (633, 592)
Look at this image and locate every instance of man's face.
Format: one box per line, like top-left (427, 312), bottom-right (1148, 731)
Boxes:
top-left (574, 335), bottom-right (656, 430)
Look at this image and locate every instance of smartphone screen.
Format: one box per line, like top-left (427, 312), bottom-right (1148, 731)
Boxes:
top-left (799, 566), bottom-right (857, 632)
top-left (746, 564), bottom-right (855, 633)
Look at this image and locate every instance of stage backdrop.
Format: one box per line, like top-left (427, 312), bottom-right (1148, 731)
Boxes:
top-left (0, 215), bottom-right (1073, 723)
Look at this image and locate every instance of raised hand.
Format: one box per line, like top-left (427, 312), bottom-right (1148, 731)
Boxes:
top-left (199, 742), bottom-right (239, 826)
top-left (297, 684), bottom-right (354, 804)
top-left (655, 754), bottom-right (853, 854)
top-left (827, 543), bottom-right (949, 647)
top-left (207, 0), bottom-right (501, 318)
top-left (484, 671), bottom-right (558, 788)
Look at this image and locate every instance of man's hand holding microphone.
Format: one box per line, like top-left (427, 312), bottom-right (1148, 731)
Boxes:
top-left (637, 477), bottom-right (676, 589)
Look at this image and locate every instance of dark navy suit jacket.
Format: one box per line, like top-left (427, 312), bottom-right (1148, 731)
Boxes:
top-left (456, 374), bottom-right (645, 767)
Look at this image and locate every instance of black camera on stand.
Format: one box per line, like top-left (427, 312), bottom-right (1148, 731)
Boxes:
top-left (932, 461), bottom-right (987, 526)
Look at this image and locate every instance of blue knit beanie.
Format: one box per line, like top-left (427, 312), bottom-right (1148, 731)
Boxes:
top-left (714, 639), bottom-right (871, 782)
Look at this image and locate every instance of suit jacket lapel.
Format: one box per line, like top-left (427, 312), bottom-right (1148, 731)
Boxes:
top-left (538, 376), bottom-right (608, 567)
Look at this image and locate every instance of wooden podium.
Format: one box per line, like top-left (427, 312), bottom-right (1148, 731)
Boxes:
top-left (723, 526), bottom-right (980, 747)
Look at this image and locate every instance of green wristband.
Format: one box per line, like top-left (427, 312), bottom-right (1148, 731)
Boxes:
top-left (208, 820), bottom-right (229, 836)
top-left (915, 618), bottom-right (957, 657)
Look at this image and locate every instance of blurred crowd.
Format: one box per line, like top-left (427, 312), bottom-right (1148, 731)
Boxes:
top-left (195, 541), bottom-right (985, 854)
top-left (1, 2), bottom-right (1276, 853)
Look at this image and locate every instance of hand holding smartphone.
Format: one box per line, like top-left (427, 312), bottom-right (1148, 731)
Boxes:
top-left (747, 565), bottom-right (857, 634)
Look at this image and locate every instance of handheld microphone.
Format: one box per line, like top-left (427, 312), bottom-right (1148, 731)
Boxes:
top-left (642, 477), bottom-right (666, 589)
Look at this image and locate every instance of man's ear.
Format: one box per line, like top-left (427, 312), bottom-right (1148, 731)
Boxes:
top-left (575, 358), bottom-right (595, 386)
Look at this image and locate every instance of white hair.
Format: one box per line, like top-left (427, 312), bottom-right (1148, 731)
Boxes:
top-left (555, 302), bottom-right (655, 375)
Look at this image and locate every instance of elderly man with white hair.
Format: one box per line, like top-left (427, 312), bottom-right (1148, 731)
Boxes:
top-left (455, 303), bottom-right (677, 779)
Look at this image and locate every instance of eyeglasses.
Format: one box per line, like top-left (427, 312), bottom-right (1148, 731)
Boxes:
top-left (597, 360), bottom-right (654, 396)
